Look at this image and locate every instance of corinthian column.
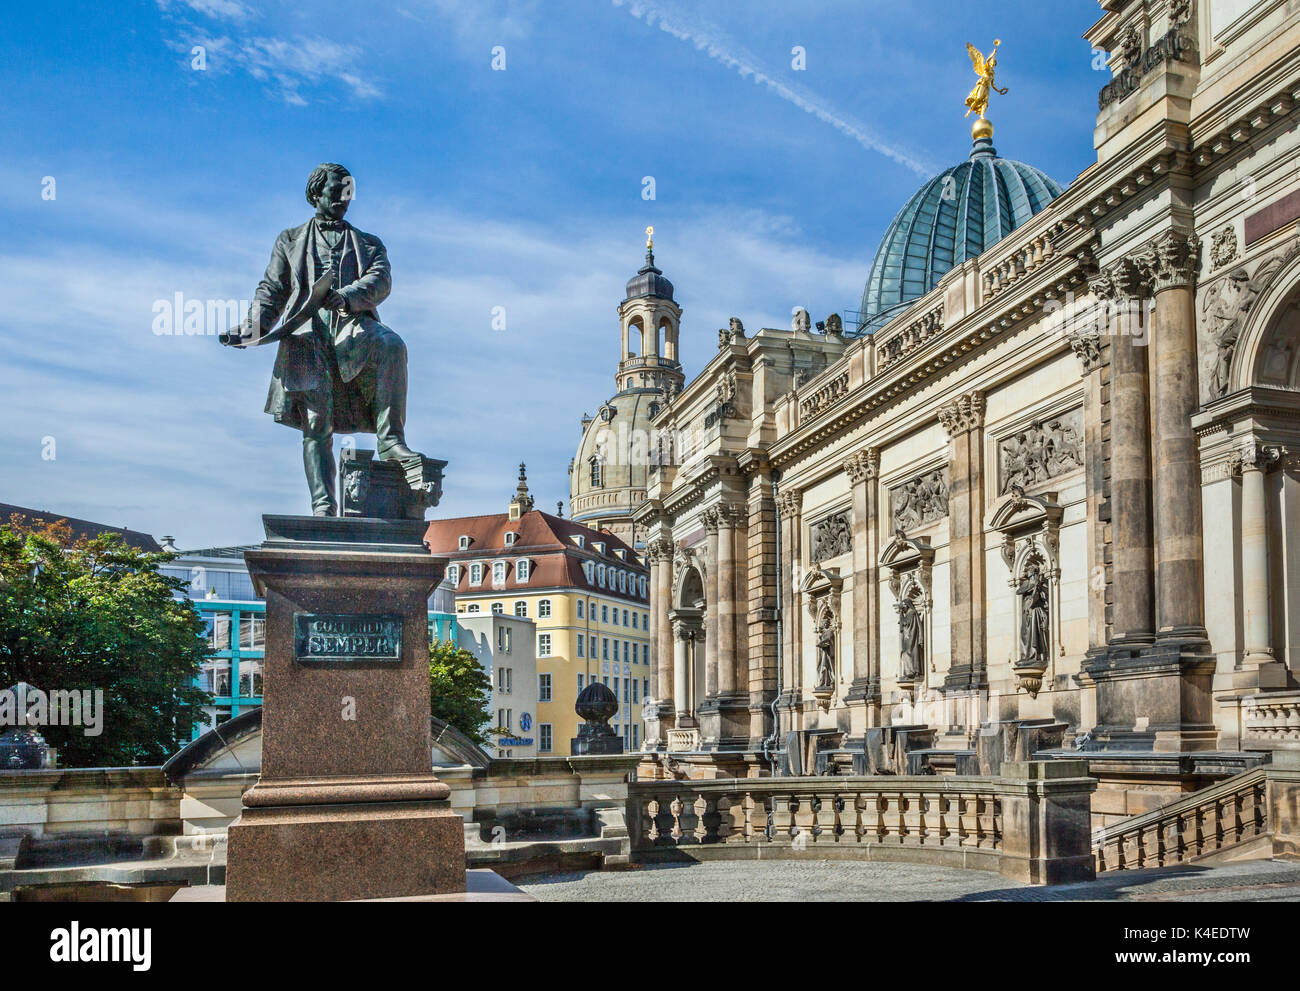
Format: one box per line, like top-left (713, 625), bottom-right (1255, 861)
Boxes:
top-left (644, 536), bottom-right (676, 744)
top-left (701, 507), bottom-right (722, 700)
top-left (1096, 258), bottom-right (1156, 651)
top-left (1237, 443), bottom-right (1281, 672)
top-left (843, 448), bottom-right (881, 734)
top-left (1144, 232), bottom-right (1210, 647)
top-left (940, 391), bottom-right (986, 703)
top-left (776, 488), bottom-right (803, 717)
top-left (673, 619), bottom-right (691, 721)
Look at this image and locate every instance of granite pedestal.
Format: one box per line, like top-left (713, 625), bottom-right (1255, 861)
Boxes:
top-left (225, 515), bottom-right (465, 902)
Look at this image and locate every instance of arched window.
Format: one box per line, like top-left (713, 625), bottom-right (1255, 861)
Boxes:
top-left (514, 601), bottom-right (527, 617)
top-left (491, 602), bottom-right (504, 615)
top-left (516, 559), bottom-right (531, 581)
top-left (466, 604), bottom-right (480, 613)
top-left (589, 455), bottom-right (603, 487)
top-left (538, 599), bottom-right (552, 619)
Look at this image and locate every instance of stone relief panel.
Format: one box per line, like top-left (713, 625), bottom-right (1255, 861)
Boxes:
top-left (890, 468), bottom-right (949, 531)
top-left (808, 511), bottom-right (852, 564)
top-left (1198, 239), bottom-right (1298, 401)
top-left (997, 409), bottom-right (1084, 495)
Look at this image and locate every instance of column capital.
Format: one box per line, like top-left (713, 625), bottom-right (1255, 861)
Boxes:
top-left (1231, 441), bottom-right (1282, 475)
top-left (672, 620), bottom-right (694, 641)
top-left (843, 447), bottom-right (880, 484)
top-left (777, 488), bottom-right (802, 517)
top-left (1145, 230), bottom-right (1201, 293)
top-left (701, 507), bottom-right (722, 533)
top-left (644, 536), bottom-right (676, 565)
top-left (717, 502), bottom-right (747, 528)
top-left (939, 390), bottom-right (985, 436)
top-left (1105, 254), bottom-right (1153, 300)
top-left (1068, 332), bottom-right (1104, 375)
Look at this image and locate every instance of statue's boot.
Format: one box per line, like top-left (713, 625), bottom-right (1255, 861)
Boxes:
top-left (303, 435), bottom-right (337, 516)
top-left (372, 332), bottom-right (421, 462)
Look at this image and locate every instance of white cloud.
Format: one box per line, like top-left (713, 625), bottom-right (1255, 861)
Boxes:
top-left (3, 174), bottom-right (868, 549)
top-left (612, 0), bottom-right (934, 177)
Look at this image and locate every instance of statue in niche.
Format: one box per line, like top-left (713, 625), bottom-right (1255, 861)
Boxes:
top-left (814, 610), bottom-right (836, 692)
top-left (1016, 561), bottom-right (1050, 668)
top-left (898, 595), bottom-right (924, 682)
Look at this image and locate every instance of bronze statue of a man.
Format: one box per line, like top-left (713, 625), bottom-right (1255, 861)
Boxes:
top-left (223, 163), bottom-right (420, 515)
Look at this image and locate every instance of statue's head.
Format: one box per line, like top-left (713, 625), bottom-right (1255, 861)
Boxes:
top-left (306, 163), bottom-right (354, 221)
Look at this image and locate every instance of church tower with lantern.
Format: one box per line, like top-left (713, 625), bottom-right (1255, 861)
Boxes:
top-left (568, 228), bottom-right (685, 547)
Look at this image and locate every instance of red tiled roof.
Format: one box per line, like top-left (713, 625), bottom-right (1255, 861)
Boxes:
top-left (425, 510), bottom-right (646, 602)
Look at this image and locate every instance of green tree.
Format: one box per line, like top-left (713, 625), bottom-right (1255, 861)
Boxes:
top-left (428, 638), bottom-right (495, 747)
top-left (0, 516), bottom-right (211, 766)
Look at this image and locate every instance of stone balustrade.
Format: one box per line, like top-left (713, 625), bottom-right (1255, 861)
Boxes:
top-left (1094, 753), bottom-right (1300, 871)
top-left (981, 226), bottom-right (1063, 301)
top-left (1244, 692), bottom-right (1300, 746)
top-left (628, 760), bottom-right (1097, 884)
top-left (876, 301), bottom-right (944, 370)
top-left (797, 369), bottom-right (851, 422)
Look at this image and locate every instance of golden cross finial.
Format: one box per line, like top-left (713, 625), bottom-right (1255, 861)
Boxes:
top-left (645, 226), bottom-right (654, 251)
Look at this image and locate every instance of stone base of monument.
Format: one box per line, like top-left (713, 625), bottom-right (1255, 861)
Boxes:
top-left (224, 515), bottom-right (466, 902)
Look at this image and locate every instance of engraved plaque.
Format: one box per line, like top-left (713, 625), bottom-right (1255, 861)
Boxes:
top-left (294, 613), bottom-right (403, 665)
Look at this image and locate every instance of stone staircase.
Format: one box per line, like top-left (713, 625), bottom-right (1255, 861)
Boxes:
top-left (1094, 751), bottom-right (1300, 872)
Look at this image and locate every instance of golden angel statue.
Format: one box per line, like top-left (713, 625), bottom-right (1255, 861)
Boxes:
top-left (964, 39), bottom-right (1008, 119)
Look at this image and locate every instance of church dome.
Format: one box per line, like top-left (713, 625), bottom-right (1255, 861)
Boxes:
top-left (625, 251), bottom-right (675, 303)
top-left (858, 133), bottom-right (1063, 334)
top-left (569, 388), bottom-right (665, 543)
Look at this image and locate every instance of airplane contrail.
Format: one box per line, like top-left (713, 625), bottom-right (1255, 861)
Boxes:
top-left (612, 0), bottom-right (934, 177)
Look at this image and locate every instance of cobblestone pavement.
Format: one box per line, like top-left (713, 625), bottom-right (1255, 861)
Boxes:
top-left (518, 858), bottom-right (1300, 902)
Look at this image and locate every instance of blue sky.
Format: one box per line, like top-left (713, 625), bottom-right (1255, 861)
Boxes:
top-left (2, 0), bottom-right (1104, 548)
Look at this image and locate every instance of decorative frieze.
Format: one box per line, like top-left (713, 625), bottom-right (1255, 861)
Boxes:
top-left (1209, 226), bottom-right (1238, 271)
top-left (998, 409), bottom-right (1085, 494)
top-left (809, 511), bottom-right (852, 564)
top-left (890, 468), bottom-right (949, 531)
top-left (776, 489), bottom-right (802, 518)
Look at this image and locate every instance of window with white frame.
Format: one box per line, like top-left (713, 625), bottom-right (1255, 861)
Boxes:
top-left (584, 561), bottom-right (595, 584)
top-left (516, 559), bottom-right (530, 581)
top-left (514, 600), bottom-right (527, 617)
top-left (588, 635), bottom-right (597, 657)
top-left (459, 535), bottom-right (471, 550)
top-left (622, 609), bottom-right (629, 626)
top-left (539, 723), bottom-right (553, 753)
top-left (577, 673), bottom-right (585, 691)
top-left (576, 637), bottom-right (585, 657)
top-left (538, 673), bottom-right (552, 702)
top-left (470, 563), bottom-right (483, 584)
top-left (538, 599), bottom-right (552, 619)
top-left (492, 561), bottom-right (506, 584)
top-left (504, 532), bottom-right (517, 546)
top-left (577, 600), bottom-right (585, 619)
top-left (633, 679), bottom-right (639, 703)
top-left (619, 571), bottom-right (627, 593)
top-left (631, 612), bottom-right (638, 629)
top-left (597, 564), bottom-right (606, 587)
top-left (466, 604), bottom-right (480, 613)
top-left (639, 577), bottom-right (647, 599)
top-left (446, 564), bottom-right (460, 585)
top-left (538, 633), bottom-right (552, 657)
top-left (491, 602), bottom-right (504, 615)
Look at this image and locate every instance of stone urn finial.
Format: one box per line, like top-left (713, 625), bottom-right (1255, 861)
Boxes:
top-left (571, 680), bottom-right (623, 755)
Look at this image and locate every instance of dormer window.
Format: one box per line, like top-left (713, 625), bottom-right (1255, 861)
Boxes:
top-left (492, 561), bottom-right (507, 585)
top-left (593, 542), bottom-right (606, 555)
top-left (639, 576), bottom-right (647, 599)
top-left (469, 563), bottom-right (483, 585)
top-left (619, 571), bottom-right (628, 593)
top-left (458, 535), bottom-right (472, 550)
top-left (516, 559), bottom-right (531, 581)
top-left (446, 564), bottom-right (460, 586)
top-left (597, 564), bottom-right (606, 587)
top-left (615, 549), bottom-right (627, 561)
top-left (583, 561), bottom-right (595, 584)
top-left (571, 535), bottom-right (585, 549)
top-left (504, 532), bottom-right (518, 546)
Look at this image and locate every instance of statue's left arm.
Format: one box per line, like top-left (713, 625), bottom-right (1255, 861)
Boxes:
top-left (339, 234), bottom-right (392, 313)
